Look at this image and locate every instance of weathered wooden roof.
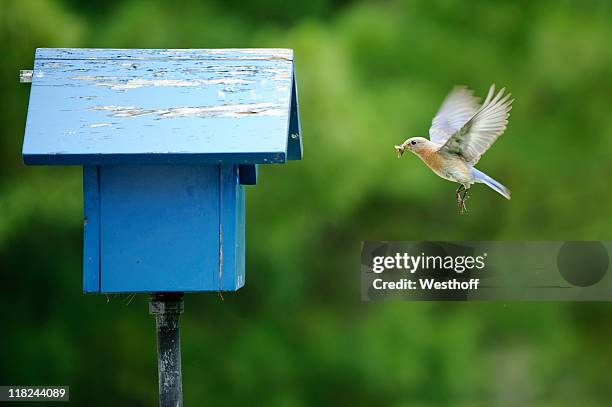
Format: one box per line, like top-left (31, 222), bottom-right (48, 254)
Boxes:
top-left (22, 48), bottom-right (302, 165)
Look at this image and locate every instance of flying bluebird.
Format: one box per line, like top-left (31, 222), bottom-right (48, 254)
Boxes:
top-left (395, 84), bottom-right (514, 213)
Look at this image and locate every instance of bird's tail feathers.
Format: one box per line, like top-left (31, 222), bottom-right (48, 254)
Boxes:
top-left (471, 168), bottom-right (511, 200)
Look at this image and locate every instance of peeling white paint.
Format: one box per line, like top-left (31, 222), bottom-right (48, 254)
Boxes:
top-left (92, 102), bottom-right (285, 119)
top-left (191, 48), bottom-right (293, 61)
top-left (115, 78), bottom-right (251, 89)
top-left (262, 67), bottom-right (292, 81)
top-left (72, 76), bottom-right (252, 90)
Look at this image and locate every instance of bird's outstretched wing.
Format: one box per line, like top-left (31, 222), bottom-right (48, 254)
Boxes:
top-left (440, 85), bottom-right (513, 165)
top-left (429, 86), bottom-right (480, 145)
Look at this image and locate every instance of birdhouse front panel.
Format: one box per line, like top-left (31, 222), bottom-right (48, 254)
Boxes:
top-left (83, 164), bottom-right (246, 293)
top-left (22, 48), bottom-right (301, 294)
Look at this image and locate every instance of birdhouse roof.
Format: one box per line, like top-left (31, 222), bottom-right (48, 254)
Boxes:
top-left (22, 48), bottom-right (302, 165)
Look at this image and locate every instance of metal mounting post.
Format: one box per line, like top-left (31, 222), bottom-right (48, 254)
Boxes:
top-left (149, 293), bottom-right (184, 407)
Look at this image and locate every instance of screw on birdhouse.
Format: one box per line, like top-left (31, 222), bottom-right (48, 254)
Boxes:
top-left (149, 293), bottom-right (184, 407)
top-left (19, 70), bottom-right (33, 83)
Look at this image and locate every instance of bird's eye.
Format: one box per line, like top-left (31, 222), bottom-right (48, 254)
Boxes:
top-left (410, 140), bottom-right (417, 146)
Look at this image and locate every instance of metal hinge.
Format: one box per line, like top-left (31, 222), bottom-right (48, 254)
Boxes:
top-left (19, 70), bottom-right (33, 83)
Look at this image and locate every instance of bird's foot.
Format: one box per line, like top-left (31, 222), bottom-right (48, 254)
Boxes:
top-left (459, 200), bottom-right (468, 214)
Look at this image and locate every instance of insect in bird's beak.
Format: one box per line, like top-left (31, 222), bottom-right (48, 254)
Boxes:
top-left (394, 145), bottom-right (405, 158)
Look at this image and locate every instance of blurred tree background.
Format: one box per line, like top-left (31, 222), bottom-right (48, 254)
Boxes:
top-left (1, 0), bottom-right (612, 405)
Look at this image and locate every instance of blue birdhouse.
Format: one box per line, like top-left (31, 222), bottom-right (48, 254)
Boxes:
top-left (21, 48), bottom-right (302, 294)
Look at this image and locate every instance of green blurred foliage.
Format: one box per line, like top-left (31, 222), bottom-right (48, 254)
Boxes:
top-left (1, 0), bottom-right (612, 405)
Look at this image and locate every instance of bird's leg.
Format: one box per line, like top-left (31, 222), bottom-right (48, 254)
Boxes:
top-left (455, 184), bottom-right (465, 208)
top-left (459, 186), bottom-right (470, 214)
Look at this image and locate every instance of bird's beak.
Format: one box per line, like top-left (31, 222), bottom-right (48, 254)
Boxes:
top-left (394, 145), bottom-right (405, 158)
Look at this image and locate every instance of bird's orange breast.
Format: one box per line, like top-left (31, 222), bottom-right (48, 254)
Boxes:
top-left (415, 148), bottom-right (472, 183)
top-left (418, 149), bottom-right (445, 172)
